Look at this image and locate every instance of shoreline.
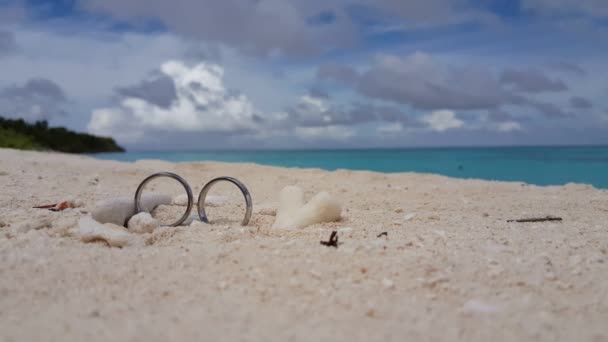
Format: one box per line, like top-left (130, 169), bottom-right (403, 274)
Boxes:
top-left (3, 146), bottom-right (607, 197)
top-left (1, 147), bottom-right (607, 341)
top-left (89, 146), bottom-right (608, 189)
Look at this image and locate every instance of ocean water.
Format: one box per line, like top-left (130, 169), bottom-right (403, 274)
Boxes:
top-left (92, 146), bottom-right (608, 189)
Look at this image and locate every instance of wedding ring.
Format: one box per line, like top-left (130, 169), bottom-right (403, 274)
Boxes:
top-left (134, 172), bottom-right (194, 227)
top-left (197, 177), bottom-right (252, 226)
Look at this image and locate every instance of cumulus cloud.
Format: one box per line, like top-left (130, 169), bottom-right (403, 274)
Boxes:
top-left (328, 52), bottom-right (513, 110)
top-left (286, 95), bottom-right (333, 126)
top-left (317, 51), bottom-right (579, 120)
top-left (500, 69), bottom-right (568, 93)
top-left (88, 61), bottom-right (260, 143)
top-left (0, 78), bottom-right (67, 121)
top-left (89, 60), bottom-right (408, 144)
top-left (420, 110), bottom-right (464, 132)
top-left (295, 125), bottom-right (355, 140)
top-left (282, 94), bottom-right (414, 128)
top-left (465, 111), bottom-right (524, 133)
top-left (115, 74), bottom-right (178, 109)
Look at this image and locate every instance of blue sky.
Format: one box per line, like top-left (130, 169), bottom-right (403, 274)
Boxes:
top-left (0, 0), bottom-right (607, 149)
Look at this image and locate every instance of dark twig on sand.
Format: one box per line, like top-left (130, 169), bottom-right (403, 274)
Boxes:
top-left (33, 204), bottom-right (57, 209)
top-left (507, 216), bottom-right (563, 223)
top-left (33, 204), bottom-right (61, 212)
top-left (377, 232), bottom-right (388, 238)
top-left (320, 231), bottom-right (339, 248)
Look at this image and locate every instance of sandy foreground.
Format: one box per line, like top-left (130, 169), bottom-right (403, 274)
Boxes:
top-left (0, 148), bottom-right (607, 342)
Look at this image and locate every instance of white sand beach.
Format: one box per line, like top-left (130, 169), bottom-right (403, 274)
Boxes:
top-left (0, 147), bottom-right (607, 341)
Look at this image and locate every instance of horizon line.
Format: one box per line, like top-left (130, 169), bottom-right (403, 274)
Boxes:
top-left (95, 143), bottom-right (608, 154)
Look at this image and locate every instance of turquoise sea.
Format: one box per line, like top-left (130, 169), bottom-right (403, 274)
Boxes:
top-left (92, 146), bottom-right (608, 189)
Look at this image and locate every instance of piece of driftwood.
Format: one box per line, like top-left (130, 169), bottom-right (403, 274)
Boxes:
top-left (32, 203), bottom-right (57, 211)
top-left (320, 231), bottom-right (339, 248)
top-left (33, 204), bottom-right (57, 209)
top-left (507, 216), bottom-right (562, 223)
top-left (377, 232), bottom-right (388, 238)
top-left (33, 203), bottom-right (63, 212)
top-left (33, 200), bottom-right (81, 212)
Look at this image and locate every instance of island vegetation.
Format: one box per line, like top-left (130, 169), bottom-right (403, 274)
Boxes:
top-left (0, 117), bottom-right (124, 153)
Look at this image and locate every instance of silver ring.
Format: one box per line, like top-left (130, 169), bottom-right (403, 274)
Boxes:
top-left (197, 177), bottom-right (252, 226)
top-left (134, 172), bottom-right (193, 227)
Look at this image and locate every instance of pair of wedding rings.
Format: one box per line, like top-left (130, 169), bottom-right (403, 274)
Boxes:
top-left (134, 172), bottom-right (252, 227)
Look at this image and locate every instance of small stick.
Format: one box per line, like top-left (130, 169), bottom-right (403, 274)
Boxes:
top-left (33, 204), bottom-right (57, 209)
top-left (377, 232), bottom-right (388, 238)
top-left (507, 216), bottom-right (562, 223)
top-left (320, 231), bottom-right (339, 248)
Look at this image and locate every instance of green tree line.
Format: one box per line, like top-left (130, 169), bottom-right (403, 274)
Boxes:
top-left (0, 117), bottom-right (124, 153)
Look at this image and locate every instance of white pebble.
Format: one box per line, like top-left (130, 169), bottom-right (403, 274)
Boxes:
top-left (127, 212), bottom-right (160, 234)
top-left (382, 278), bottom-right (395, 289)
top-left (338, 227), bottom-right (353, 233)
top-left (403, 213), bottom-right (416, 221)
top-left (78, 216), bottom-right (133, 248)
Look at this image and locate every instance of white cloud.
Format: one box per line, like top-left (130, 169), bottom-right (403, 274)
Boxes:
top-left (376, 122), bottom-right (403, 134)
top-left (1, 26), bottom-right (308, 134)
top-left (496, 121), bottom-right (522, 132)
top-left (295, 95), bottom-right (333, 124)
top-left (299, 95), bottom-right (329, 112)
top-left (88, 60), bottom-right (364, 144)
top-left (420, 110), bottom-right (464, 132)
top-left (352, 51), bottom-right (513, 111)
top-left (1, 28), bottom-right (190, 102)
top-left (88, 61), bottom-right (259, 143)
top-left (294, 125), bottom-right (355, 140)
